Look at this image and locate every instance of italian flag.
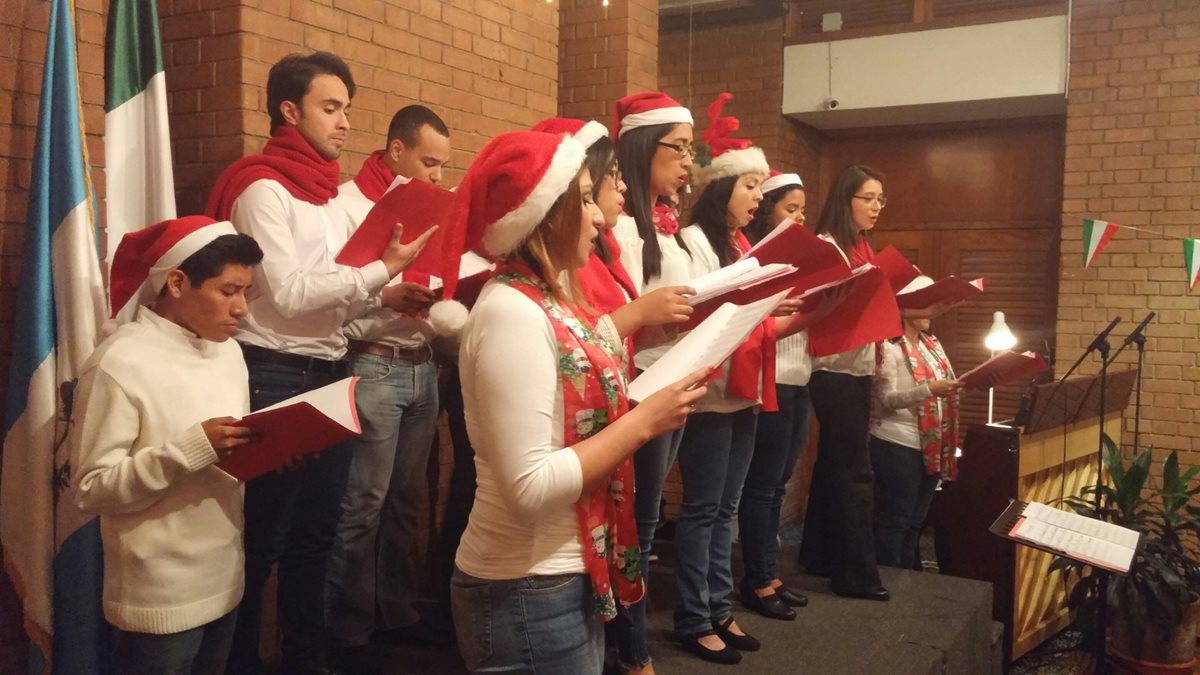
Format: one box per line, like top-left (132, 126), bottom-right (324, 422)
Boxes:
top-left (104, 0), bottom-right (176, 265)
top-left (1185, 239), bottom-right (1200, 290)
top-left (1082, 218), bottom-right (1118, 268)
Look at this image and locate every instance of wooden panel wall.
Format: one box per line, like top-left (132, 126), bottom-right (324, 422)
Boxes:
top-left (815, 118), bottom-right (1066, 424)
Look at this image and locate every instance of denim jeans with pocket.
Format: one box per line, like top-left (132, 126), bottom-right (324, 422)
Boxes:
top-left (113, 608), bottom-right (237, 675)
top-left (451, 568), bottom-right (603, 674)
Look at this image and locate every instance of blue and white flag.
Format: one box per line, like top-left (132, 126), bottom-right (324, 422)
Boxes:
top-left (1, 0), bottom-right (110, 672)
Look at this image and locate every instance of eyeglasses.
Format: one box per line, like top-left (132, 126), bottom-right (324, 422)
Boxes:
top-left (656, 142), bottom-right (696, 159)
top-left (853, 194), bottom-right (888, 208)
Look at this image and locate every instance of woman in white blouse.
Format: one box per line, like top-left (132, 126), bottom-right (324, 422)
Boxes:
top-left (871, 276), bottom-right (961, 570)
top-left (447, 131), bottom-right (708, 674)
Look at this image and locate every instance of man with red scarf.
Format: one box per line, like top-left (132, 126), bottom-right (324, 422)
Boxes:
top-left (207, 52), bottom-right (432, 675)
top-left (324, 105), bottom-right (453, 672)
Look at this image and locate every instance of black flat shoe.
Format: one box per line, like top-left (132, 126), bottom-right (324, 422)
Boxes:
top-left (679, 630), bottom-right (742, 665)
top-left (833, 586), bottom-right (890, 602)
top-left (712, 616), bottom-right (761, 652)
top-left (741, 588), bottom-right (796, 621)
top-left (776, 584), bottom-right (809, 608)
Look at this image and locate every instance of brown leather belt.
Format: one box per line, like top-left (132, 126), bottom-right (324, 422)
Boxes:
top-left (347, 339), bottom-right (433, 364)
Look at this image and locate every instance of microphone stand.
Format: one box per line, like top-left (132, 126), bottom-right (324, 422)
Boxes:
top-left (1091, 333), bottom-right (1113, 675)
top-left (1102, 312), bottom-right (1153, 452)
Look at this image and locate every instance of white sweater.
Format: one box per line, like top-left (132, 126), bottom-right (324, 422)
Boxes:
top-left (70, 309), bottom-right (249, 634)
top-left (455, 282), bottom-right (586, 579)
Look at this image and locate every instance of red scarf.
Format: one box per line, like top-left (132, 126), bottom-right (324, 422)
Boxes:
top-left (898, 334), bottom-right (960, 480)
top-left (726, 231), bottom-right (778, 411)
top-left (651, 202), bottom-right (680, 236)
top-left (205, 125), bottom-right (342, 220)
top-left (495, 262), bottom-right (645, 620)
top-left (353, 150), bottom-right (395, 202)
top-left (578, 231), bottom-right (639, 374)
top-left (850, 232), bottom-right (875, 267)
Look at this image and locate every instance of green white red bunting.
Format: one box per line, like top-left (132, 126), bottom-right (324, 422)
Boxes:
top-left (1185, 239), bottom-right (1200, 291)
top-left (1082, 218), bottom-right (1119, 268)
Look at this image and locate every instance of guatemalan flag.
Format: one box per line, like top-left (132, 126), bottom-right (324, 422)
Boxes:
top-left (0, 0), bottom-right (110, 672)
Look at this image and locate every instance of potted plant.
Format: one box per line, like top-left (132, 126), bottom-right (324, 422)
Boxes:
top-left (1050, 434), bottom-right (1200, 673)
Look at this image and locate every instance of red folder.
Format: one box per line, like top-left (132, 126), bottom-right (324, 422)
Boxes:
top-left (872, 246), bottom-right (922, 293)
top-left (897, 276), bottom-right (985, 310)
top-left (335, 180), bottom-right (454, 277)
top-left (742, 220), bottom-right (848, 270)
top-left (807, 266), bottom-right (903, 357)
top-left (959, 351), bottom-right (1049, 390)
top-left (218, 377), bottom-right (362, 481)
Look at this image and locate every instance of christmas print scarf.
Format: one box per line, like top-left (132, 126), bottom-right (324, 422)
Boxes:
top-left (495, 262), bottom-right (645, 619)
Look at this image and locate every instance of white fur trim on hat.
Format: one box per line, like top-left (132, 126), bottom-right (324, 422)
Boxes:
top-left (575, 120), bottom-right (609, 148)
top-left (761, 172), bottom-right (804, 195)
top-left (899, 275), bottom-right (935, 295)
top-left (691, 146), bottom-right (770, 190)
top-left (618, 107), bottom-right (694, 138)
top-left (482, 137), bottom-right (587, 257)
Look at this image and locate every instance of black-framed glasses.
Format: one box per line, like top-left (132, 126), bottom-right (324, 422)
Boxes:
top-left (853, 194), bottom-right (887, 208)
top-left (656, 141), bottom-right (696, 159)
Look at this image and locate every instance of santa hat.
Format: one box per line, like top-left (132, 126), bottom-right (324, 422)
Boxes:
top-left (691, 93), bottom-right (769, 191)
top-left (761, 170), bottom-right (804, 195)
top-left (613, 91), bottom-right (694, 139)
top-left (427, 130), bottom-right (587, 336)
top-left (532, 117), bottom-right (610, 148)
top-left (109, 215), bottom-right (238, 324)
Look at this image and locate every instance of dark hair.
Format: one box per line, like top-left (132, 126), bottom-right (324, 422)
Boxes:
top-left (513, 172), bottom-right (593, 315)
top-left (387, 104), bottom-right (449, 147)
top-left (617, 123), bottom-right (689, 280)
top-left (814, 164), bottom-right (884, 254)
top-left (177, 234), bottom-right (264, 287)
top-left (267, 52), bottom-right (356, 133)
top-left (744, 185), bottom-right (804, 244)
top-left (690, 175), bottom-right (740, 267)
top-left (584, 135), bottom-right (617, 264)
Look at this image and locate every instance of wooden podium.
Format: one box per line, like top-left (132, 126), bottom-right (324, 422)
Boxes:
top-left (932, 369), bottom-right (1136, 663)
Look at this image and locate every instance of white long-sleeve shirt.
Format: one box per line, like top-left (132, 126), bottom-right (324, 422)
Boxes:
top-left (70, 308), bottom-right (249, 634)
top-left (871, 338), bottom-right (950, 449)
top-left (455, 281), bottom-right (586, 579)
top-left (230, 178), bottom-right (389, 359)
top-left (611, 213), bottom-right (694, 371)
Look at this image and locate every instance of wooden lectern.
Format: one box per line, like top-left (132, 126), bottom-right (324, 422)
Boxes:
top-left (932, 369), bottom-right (1136, 663)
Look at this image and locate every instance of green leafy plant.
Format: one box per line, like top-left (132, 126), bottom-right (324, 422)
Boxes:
top-left (1049, 433), bottom-right (1200, 664)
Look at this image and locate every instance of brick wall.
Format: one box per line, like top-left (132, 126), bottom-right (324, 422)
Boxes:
top-left (658, 13), bottom-right (823, 525)
top-left (559, 0), bottom-right (659, 121)
top-left (1058, 0), bottom-right (1200, 465)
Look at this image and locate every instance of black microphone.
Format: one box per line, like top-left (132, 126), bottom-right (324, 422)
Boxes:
top-left (1087, 316), bottom-right (1122, 353)
top-left (1123, 311), bottom-right (1155, 346)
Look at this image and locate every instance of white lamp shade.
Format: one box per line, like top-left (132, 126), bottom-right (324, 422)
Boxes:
top-left (985, 311), bottom-right (1018, 351)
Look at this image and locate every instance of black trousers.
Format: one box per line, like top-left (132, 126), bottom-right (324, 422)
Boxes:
top-left (799, 370), bottom-right (883, 593)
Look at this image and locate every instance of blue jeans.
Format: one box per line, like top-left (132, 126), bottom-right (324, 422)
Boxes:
top-left (673, 409), bottom-right (758, 638)
top-left (228, 360), bottom-right (354, 673)
top-left (739, 384), bottom-right (811, 590)
top-left (870, 436), bottom-right (940, 570)
top-left (609, 426), bottom-right (685, 668)
top-left (327, 352), bottom-right (439, 645)
top-left (113, 609), bottom-right (237, 675)
top-left (450, 568), bottom-right (603, 674)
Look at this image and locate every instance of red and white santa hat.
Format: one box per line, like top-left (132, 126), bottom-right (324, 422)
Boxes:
top-left (109, 215), bottom-right (238, 324)
top-left (532, 117), bottom-right (610, 148)
top-left (691, 93), bottom-right (769, 191)
top-left (428, 130), bottom-right (587, 336)
top-left (613, 91), bottom-right (694, 139)
top-left (761, 170), bottom-right (804, 195)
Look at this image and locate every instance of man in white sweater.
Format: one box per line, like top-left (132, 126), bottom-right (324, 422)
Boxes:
top-left (70, 216), bottom-right (263, 674)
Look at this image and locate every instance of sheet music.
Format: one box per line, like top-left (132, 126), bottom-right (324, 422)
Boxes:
top-left (1012, 501), bottom-right (1138, 572)
top-left (687, 258), bottom-right (795, 305)
top-left (252, 376), bottom-right (359, 432)
top-left (628, 290), bottom-right (789, 402)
